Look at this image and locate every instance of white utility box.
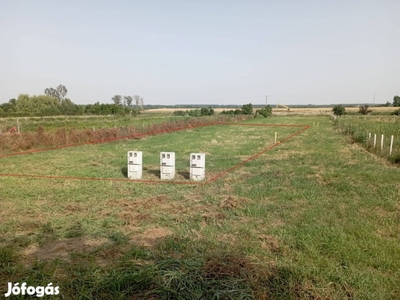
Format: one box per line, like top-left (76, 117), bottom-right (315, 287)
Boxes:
top-left (127, 151), bottom-right (142, 179)
top-left (160, 152), bottom-right (175, 180)
top-left (190, 153), bottom-right (205, 181)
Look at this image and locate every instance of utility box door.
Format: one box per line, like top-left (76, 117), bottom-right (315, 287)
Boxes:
top-left (127, 151), bottom-right (143, 180)
top-left (190, 153), bottom-right (206, 181)
top-left (160, 152), bottom-right (176, 180)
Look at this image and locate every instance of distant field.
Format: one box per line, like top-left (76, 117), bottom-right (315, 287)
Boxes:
top-left (1, 106), bottom-right (397, 134)
top-left (1, 115), bottom-right (399, 299)
top-left (145, 106), bottom-right (399, 115)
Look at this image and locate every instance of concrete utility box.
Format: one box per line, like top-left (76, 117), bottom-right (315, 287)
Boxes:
top-left (160, 152), bottom-right (175, 180)
top-left (190, 153), bottom-right (205, 181)
top-left (127, 151), bottom-right (142, 179)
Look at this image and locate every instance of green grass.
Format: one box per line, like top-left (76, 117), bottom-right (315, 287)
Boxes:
top-left (0, 122), bottom-right (300, 181)
top-left (0, 114), bottom-right (179, 133)
top-left (334, 115), bottom-right (400, 163)
top-left (1, 115), bottom-right (400, 299)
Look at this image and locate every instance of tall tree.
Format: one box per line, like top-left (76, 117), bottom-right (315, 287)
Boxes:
top-left (393, 95), bottom-right (400, 107)
top-left (133, 95), bottom-right (143, 110)
top-left (124, 96), bottom-right (133, 106)
top-left (56, 84), bottom-right (68, 100)
top-left (112, 95), bottom-right (122, 105)
top-left (44, 84), bottom-right (67, 101)
top-left (0, 99), bottom-right (17, 112)
top-left (44, 87), bottom-right (59, 99)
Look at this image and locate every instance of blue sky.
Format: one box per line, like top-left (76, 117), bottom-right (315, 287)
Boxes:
top-left (1, 0), bottom-right (399, 105)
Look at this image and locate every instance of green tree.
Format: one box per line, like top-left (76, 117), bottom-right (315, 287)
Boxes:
top-left (9, 98), bottom-right (17, 108)
top-left (134, 95), bottom-right (144, 110)
top-left (44, 84), bottom-right (67, 101)
top-left (56, 84), bottom-right (67, 100)
top-left (124, 96), bottom-right (133, 106)
top-left (15, 94), bottom-right (60, 115)
top-left (241, 103), bottom-right (253, 115)
top-left (200, 106), bottom-right (214, 116)
top-left (332, 105), bottom-right (346, 116)
top-left (60, 98), bottom-right (81, 115)
top-left (188, 109), bottom-right (201, 117)
top-left (393, 95), bottom-right (400, 107)
top-left (256, 105), bottom-right (272, 118)
top-left (0, 99), bottom-right (17, 112)
top-left (112, 95), bottom-right (122, 106)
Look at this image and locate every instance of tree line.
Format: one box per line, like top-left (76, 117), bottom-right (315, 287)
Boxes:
top-left (0, 85), bottom-right (141, 117)
top-left (332, 95), bottom-right (400, 116)
top-left (173, 103), bottom-right (272, 118)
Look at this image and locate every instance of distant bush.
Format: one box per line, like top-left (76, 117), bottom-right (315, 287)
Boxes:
top-left (188, 109), bottom-right (202, 117)
top-left (241, 103), bottom-right (253, 115)
top-left (332, 105), bottom-right (346, 116)
top-left (173, 110), bottom-right (187, 116)
top-left (358, 105), bottom-right (372, 115)
top-left (256, 106), bottom-right (272, 118)
top-left (200, 107), bottom-right (215, 116)
top-left (174, 107), bottom-right (214, 117)
top-left (220, 103), bottom-right (254, 116)
top-left (391, 108), bottom-right (400, 116)
top-left (220, 109), bottom-right (242, 115)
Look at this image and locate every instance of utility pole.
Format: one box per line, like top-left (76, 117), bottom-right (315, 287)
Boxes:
top-left (373, 92), bottom-right (375, 106)
top-left (265, 95), bottom-right (268, 106)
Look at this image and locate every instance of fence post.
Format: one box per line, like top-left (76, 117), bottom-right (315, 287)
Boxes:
top-left (381, 134), bottom-right (384, 150)
top-left (374, 134), bottom-right (377, 148)
top-left (390, 135), bottom-right (394, 155)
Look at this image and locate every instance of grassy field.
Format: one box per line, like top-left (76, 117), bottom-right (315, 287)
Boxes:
top-left (0, 122), bottom-right (301, 182)
top-left (1, 115), bottom-right (399, 299)
top-left (0, 114), bottom-right (182, 133)
top-left (334, 115), bottom-right (400, 163)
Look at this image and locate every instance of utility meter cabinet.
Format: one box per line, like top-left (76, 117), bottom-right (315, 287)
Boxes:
top-left (127, 151), bottom-right (142, 179)
top-left (190, 153), bottom-right (205, 181)
top-left (160, 152), bottom-right (175, 180)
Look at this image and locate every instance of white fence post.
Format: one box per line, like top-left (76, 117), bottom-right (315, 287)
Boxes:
top-left (381, 134), bottom-right (384, 150)
top-left (390, 135), bottom-right (394, 155)
top-left (373, 134), bottom-right (377, 148)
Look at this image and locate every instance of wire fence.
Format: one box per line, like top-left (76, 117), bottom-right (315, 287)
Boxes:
top-left (334, 115), bottom-right (400, 164)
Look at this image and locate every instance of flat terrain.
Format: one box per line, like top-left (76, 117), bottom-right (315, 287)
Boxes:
top-left (145, 106), bottom-right (399, 115)
top-left (1, 115), bottom-right (399, 299)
